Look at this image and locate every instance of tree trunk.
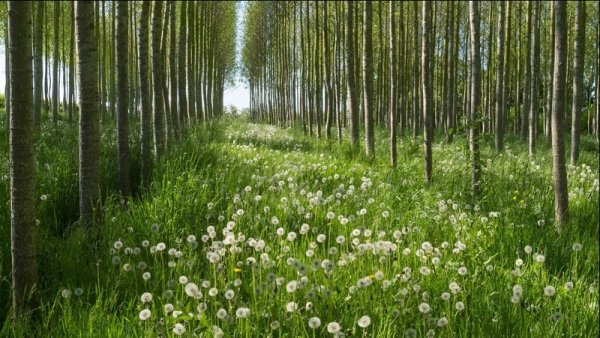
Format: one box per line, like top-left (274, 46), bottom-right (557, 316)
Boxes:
top-left (570, 1), bottom-right (585, 165)
top-left (8, 0), bottom-right (38, 316)
top-left (138, 1), bottom-right (152, 185)
top-left (363, 1), bottom-right (374, 157)
top-left (168, 1), bottom-right (179, 139)
top-left (151, 1), bottom-right (165, 157)
top-left (116, 1), bottom-right (130, 201)
top-left (52, 1), bottom-right (60, 125)
top-left (422, 1), bottom-right (433, 184)
top-left (494, 1), bottom-right (505, 151)
top-left (33, 2), bottom-right (43, 128)
top-left (345, 2), bottom-right (359, 148)
top-left (551, 0), bottom-right (568, 225)
top-left (389, 0), bottom-right (397, 166)
top-left (528, 2), bottom-right (540, 156)
top-left (469, 1), bottom-right (482, 199)
top-left (178, 1), bottom-right (188, 128)
top-left (75, 1), bottom-right (100, 225)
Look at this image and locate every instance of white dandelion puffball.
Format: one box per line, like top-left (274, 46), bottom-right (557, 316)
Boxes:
top-left (458, 266), bottom-right (468, 276)
top-left (455, 301), bottom-right (465, 311)
top-left (138, 309), bottom-right (151, 321)
top-left (308, 317), bottom-right (321, 329)
top-left (270, 321), bottom-right (280, 330)
top-left (544, 285), bottom-right (556, 297)
top-left (565, 281), bottom-right (574, 291)
top-left (418, 303), bottom-right (431, 314)
top-left (327, 322), bottom-right (341, 333)
top-left (441, 292), bottom-right (451, 301)
top-left (437, 317), bottom-right (448, 327)
top-left (572, 243), bottom-right (583, 251)
top-left (286, 302), bottom-right (298, 312)
top-left (236, 307), bottom-right (251, 318)
top-left (173, 323), bottom-right (186, 335)
top-left (358, 315), bottom-right (371, 328)
top-left (217, 308), bottom-right (227, 320)
top-left (185, 283), bottom-right (201, 298)
top-left (140, 292), bottom-right (152, 303)
top-left (164, 303), bottom-right (174, 313)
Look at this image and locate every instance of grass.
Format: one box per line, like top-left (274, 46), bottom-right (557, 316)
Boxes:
top-left (0, 113), bottom-right (598, 337)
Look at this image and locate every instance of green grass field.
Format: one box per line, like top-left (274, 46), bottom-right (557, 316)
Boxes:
top-left (1, 116), bottom-right (598, 337)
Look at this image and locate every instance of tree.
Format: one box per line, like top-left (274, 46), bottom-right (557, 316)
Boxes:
top-left (138, 1), bottom-right (152, 185)
top-left (469, 1), bottom-right (481, 198)
top-left (363, 1), bottom-right (374, 157)
top-left (52, 1), bottom-right (59, 125)
top-left (422, 1), bottom-right (433, 184)
top-left (8, 0), bottom-right (38, 316)
top-left (151, 1), bottom-right (165, 157)
top-left (345, 2), bottom-right (359, 149)
top-left (389, 0), bottom-right (397, 166)
top-left (116, 1), bottom-right (130, 201)
top-left (168, 1), bottom-right (179, 140)
top-left (75, 1), bottom-right (100, 225)
top-left (494, 1), bottom-right (505, 151)
top-left (33, 2), bottom-right (43, 128)
top-left (551, 0), bottom-right (568, 225)
top-left (178, 1), bottom-right (188, 127)
top-left (528, 2), bottom-right (540, 156)
top-left (570, 1), bottom-right (585, 165)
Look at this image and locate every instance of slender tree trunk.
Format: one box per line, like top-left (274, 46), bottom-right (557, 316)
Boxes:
top-left (363, 1), bottom-right (374, 157)
top-left (412, 2), bottom-right (420, 140)
top-left (528, 3), bottom-right (540, 156)
top-left (345, 2), bottom-right (359, 148)
top-left (422, 1), bottom-right (433, 184)
top-left (389, 0), bottom-right (397, 166)
top-left (551, 1), bottom-right (568, 225)
top-left (494, 1), bottom-right (505, 151)
top-left (545, 5), bottom-right (555, 140)
top-left (138, 1), bottom-right (152, 186)
top-left (178, 1), bottom-right (188, 128)
top-left (168, 1), bottom-right (179, 139)
top-left (8, 0), bottom-right (38, 316)
top-left (469, 1), bottom-right (482, 199)
top-left (52, 1), bottom-right (60, 125)
top-left (69, 2), bottom-right (75, 124)
top-left (33, 2), bottom-right (43, 128)
top-left (521, 1), bottom-right (532, 139)
top-left (116, 1), bottom-right (130, 201)
top-left (151, 1), bottom-right (165, 157)
top-left (570, 2), bottom-right (585, 165)
top-left (75, 1), bottom-right (100, 226)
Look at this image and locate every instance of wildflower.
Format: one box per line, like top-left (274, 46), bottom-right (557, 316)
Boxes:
top-left (142, 272), bottom-right (151, 281)
top-left (357, 315), bottom-right (371, 328)
top-left (441, 292), bottom-right (451, 301)
top-left (458, 266), bottom-right (467, 276)
top-left (437, 317), bottom-right (448, 327)
top-left (164, 304), bottom-right (174, 313)
top-left (217, 308), bottom-right (227, 320)
top-left (286, 302), bottom-right (298, 312)
top-left (74, 288), bottom-right (83, 296)
top-left (140, 292), bottom-right (152, 303)
top-left (308, 317), bottom-right (321, 329)
top-left (418, 303), bottom-right (431, 314)
top-left (544, 285), bottom-right (556, 297)
top-left (224, 289), bottom-right (235, 300)
top-left (572, 243), bottom-right (583, 251)
top-left (185, 283), bottom-right (202, 299)
top-left (286, 281), bottom-right (298, 293)
top-left (455, 301), bottom-right (465, 311)
top-left (138, 309), bottom-right (151, 321)
top-left (61, 289), bottom-right (72, 299)
top-left (173, 323), bottom-right (186, 335)
top-left (236, 307), bottom-right (251, 318)
top-left (270, 321), bottom-right (280, 330)
top-left (327, 322), bottom-right (341, 334)
top-left (565, 281), bottom-right (574, 291)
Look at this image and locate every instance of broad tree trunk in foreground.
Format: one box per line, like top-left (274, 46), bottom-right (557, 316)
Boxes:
top-left (8, 0), bottom-right (38, 316)
top-left (469, 1), bottom-right (482, 199)
top-left (570, 1), bottom-right (585, 165)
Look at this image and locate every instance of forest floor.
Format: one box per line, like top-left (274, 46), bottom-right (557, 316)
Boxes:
top-left (0, 116), bottom-right (599, 337)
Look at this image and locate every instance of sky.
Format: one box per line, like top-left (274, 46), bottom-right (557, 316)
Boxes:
top-left (0, 1), bottom-right (250, 111)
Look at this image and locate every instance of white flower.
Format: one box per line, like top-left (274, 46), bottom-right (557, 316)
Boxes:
top-left (286, 281), bottom-right (298, 293)
top-left (270, 320), bottom-right (280, 330)
top-left (535, 254), bottom-right (545, 263)
top-left (437, 317), bottom-right (448, 327)
top-left (74, 288), bottom-right (83, 296)
top-left (418, 303), bottom-right (431, 314)
top-left (544, 285), bottom-right (556, 297)
top-left (61, 289), bottom-right (72, 299)
top-left (524, 245), bottom-right (533, 254)
top-left (357, 315), bottom-right (371, 328)
top-left (236, 307), bottom-right (251, 318)
top-left (185, 283), bottom-right (201, 299)
top-left (173, 323), bottom-right (186, 335)
top-left (565, 281), bottom-right (574, 291)
top-left (327, 322), bottom-right (341, 333)
top-left (515, 258), bottom-right (524, 267)
top-left (286, 302), bottom-right (298, 312)
top-left (441, 292), bottom-right (451, 301)
top-left (572, 243), bottom-right (583, 251)
top-left (455, 301), bottom-right (465, 311)
top-left (217, 308), bottom-right (227, 320)
top-left (512, 285), bottom-right (523, 297)
top-left (164, 304), bottom-right (174, 313)
top-left (308, 317), bottom-right (322, 329)
top-left (224, 289), bottom-right (235, 300)
top-left (142, 272), bottom-right (151, 281)
top-left (138, 309), bottom-right (151, 321)
top-left (458, 266), bottom-right (467, 276)
top-left (140, 292), bottom-right (152, 303)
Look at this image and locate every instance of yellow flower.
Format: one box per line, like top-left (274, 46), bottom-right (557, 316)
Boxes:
top-left (234, 268), bottom-right (242, 273)
top-left (368, 274), bottom-right (376, 280)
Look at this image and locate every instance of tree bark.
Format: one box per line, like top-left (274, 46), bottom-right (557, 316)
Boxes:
top-left (422, 1), bottom-right (433, 184)
top-left (116, 1), bottom-right (130, 201)
top-left (138, 1), bottom-right (152, 186)
top-left (33, 2), bottom-right (43, 128)
top-left (551, 0), bottom-right (569, 225)
top-left (52, 1), bottom-right (60, 125)
top-left (75, 1), bottom-right (100, 225)
top-left (345, 2), bottom-right (359, 148)
top-left (389, 0), bottom-right (397, 166)
top-left (151, 1), bottom-right (165, 157)
top-left (8, 0), bottom-right (38, 316)
top-left (469, 1), bottom-right (482, 199)
top-left (494, 1), bottom-right (505, 151)
top-left (570, 1), bottom-right (585, 165)
top-left (363, 1), bottom-right (374, 157)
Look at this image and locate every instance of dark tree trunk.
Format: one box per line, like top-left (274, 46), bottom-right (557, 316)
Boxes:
top-left (138, 1), bottom-right (152, 185)
top-left (116, 1), bottom-right (130, 201)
